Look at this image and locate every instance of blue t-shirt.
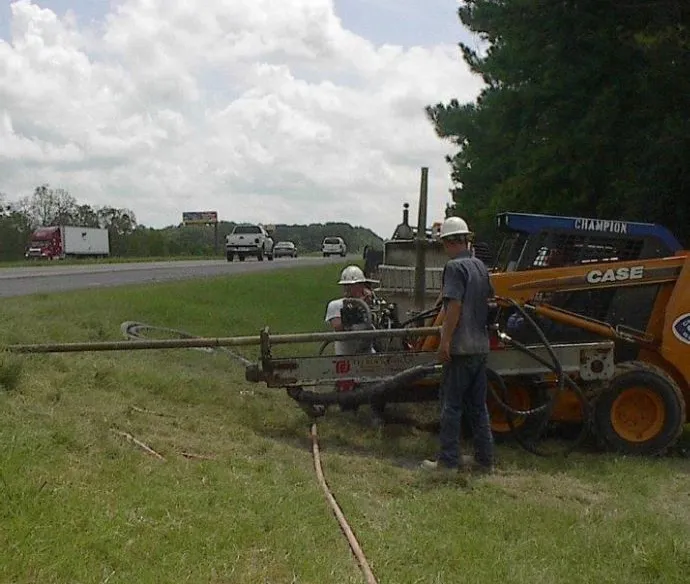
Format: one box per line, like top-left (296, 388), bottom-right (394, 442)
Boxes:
top-left (442, 250), bottom-right (494, 355)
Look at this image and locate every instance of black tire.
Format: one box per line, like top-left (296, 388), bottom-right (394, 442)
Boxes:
top-left (238, 254), bottom-right (245, 262)
top-left (257, 251), bottom-right (264, 261)
top-left (323, 253), bottom-right (328, 257)
top-left (593, 361), bottom-right (686, 456)
top-left (226, 253), bottom-right (233, 262)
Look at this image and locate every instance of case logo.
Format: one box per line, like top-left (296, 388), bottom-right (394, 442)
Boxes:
top-left (672, 313), bottom-right (690, 345)
top-left (585, 265), bottom-right (644, 284)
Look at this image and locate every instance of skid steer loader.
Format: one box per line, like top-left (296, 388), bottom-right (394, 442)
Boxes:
top-left (412, 247), bottom-right (690, 456)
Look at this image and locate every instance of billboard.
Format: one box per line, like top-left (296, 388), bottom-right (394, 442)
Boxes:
top-left (182, 211), bottom-right (218, 225)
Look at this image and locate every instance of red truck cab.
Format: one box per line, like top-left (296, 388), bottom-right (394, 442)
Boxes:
top-left (25, 226), bottom-right (62, 259)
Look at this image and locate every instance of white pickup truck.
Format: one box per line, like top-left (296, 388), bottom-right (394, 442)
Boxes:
top-left (225, 224), bottom-right (274, 262)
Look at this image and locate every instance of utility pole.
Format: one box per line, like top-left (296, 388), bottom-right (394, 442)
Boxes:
top-left (414, 167), bottom-right (428, 313)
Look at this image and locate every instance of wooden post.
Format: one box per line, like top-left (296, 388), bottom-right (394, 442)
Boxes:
top-left (414, 167), bottom-right (429, 312)
top-left (214, 222), bottom-right (219, 256)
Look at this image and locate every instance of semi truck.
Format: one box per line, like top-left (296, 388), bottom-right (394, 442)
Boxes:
top-left (24, 225), bottom-right (110, 260)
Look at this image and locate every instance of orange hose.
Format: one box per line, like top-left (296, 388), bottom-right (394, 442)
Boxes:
top-left (310, 423), bottom-right (378, 584)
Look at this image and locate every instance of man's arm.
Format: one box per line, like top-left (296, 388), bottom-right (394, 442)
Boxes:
top-left (440, 299), bottom-right (461, 346)
top-left (437, 263), bottom-right (466, 360)
top-left (325, 299), bottom-right (344, 331)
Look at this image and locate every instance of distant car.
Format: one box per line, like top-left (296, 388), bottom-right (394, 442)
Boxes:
top-left (322, 236), bottom-right (347, 257)
top-left (273, 241), bottom-right (297, 258)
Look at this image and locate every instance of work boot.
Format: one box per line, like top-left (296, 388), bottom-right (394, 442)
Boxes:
top-left (460, 455), bottom-right (475, 467)
top-left (459, 454), bottom-right (495, 474)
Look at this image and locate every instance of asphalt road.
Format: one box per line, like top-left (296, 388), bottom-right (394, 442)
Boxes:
top-left (0, 256), bottom-right (350, 298)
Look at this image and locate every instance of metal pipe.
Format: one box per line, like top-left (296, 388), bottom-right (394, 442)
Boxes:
top-left (2, 326), bottom-right (441, 354)
top-left (414, 167), bottom-right (429, 312)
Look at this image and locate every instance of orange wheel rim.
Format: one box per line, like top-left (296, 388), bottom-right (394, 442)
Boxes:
top-left (488, 385), bottom-right (532, 433)
top-left (610, 387), bottom-right (666, 443)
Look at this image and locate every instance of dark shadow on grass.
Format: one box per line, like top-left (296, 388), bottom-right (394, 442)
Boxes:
top-left (233, 390), bottom-right (690, 480)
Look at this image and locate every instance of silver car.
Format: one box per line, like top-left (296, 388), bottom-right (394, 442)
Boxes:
top-left (273, 241), bottom-right (298, 258)
top-left (322, 236), bottom-right (347, 257)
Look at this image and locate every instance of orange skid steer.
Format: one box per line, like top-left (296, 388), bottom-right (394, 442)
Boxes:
top-left (417, 251), bottom-right (690, 456)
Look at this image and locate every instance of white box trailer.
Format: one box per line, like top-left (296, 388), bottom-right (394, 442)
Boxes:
top-left (25, 225), bottom-right (110, 259)
top-left (62, 226), bottom-right (110, 257)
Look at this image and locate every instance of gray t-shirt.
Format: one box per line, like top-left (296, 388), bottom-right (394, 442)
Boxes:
top-left (442, 250), bottom-right (494, 355)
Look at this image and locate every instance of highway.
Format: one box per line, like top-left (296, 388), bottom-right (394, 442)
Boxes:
top-left (0, 256), bottom-right (348, 298)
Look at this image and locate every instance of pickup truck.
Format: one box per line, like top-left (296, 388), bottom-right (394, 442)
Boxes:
top-left (226, 224), bottom-right (274, 262)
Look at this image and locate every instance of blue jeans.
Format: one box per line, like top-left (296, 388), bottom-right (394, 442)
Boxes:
top-left (437, 354), bottom-right (494, 468)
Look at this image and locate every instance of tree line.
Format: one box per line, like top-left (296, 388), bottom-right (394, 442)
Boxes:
top-left (426, 0), bottom-right (689, 248)
top-left (0, 185), bottom-right (383, 261)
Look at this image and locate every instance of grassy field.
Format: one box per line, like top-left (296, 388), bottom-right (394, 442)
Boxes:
top-left (0, 263), bottom-right (689, 584)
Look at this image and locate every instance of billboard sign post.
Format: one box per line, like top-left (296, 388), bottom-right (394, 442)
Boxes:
top-left (182, 211), bottom-right (220, 254)
top-left (182, 211), bottom-right (218, 225)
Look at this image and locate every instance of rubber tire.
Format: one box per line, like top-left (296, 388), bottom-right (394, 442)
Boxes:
top-left (593, 361), bottom-right (686, 456)
top-left (238, 254), bottom-right (245, 262)
top-left (267, 253), bottom-right (273, 261)
top-left (323, 253), bottom-right (328, 257)
top-left (257, 251), bottom-right (264, 261)
top-left (226, 253), bottom-right (233, 262)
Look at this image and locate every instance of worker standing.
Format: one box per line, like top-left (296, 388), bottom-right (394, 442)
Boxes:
top-left (421, 216), bottom-right (495, 473)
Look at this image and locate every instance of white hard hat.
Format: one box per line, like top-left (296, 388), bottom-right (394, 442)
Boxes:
top-left (338, 265), bottom-right (367, 285)
top-left (440, 215), bottom-right (472, 239)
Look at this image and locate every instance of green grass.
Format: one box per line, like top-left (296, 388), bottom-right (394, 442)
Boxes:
top-left (1, 263), bottom-right (689, 583)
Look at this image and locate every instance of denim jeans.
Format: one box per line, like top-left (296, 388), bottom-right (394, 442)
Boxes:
top-left (437, 354), bottom-right (494, 468)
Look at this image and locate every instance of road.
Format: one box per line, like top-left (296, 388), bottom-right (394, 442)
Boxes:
top-left (0, 256), bottom-right (349, 298)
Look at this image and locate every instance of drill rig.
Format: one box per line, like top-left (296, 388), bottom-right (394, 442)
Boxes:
top-left (244, 205), bottom-right (689, 457)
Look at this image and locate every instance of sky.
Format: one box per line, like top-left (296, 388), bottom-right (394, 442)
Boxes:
top-left (0, 0), bottom-right (487, 239)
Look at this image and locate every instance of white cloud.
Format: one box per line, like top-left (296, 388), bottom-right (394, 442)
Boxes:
top-left (0, 0), bottom-right (485, 237)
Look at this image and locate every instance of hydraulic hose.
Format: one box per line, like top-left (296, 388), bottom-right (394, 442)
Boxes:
top-left (120, 321), bottom-right (254, 367)
top-left (486, 298), bottom-right (592, 456)
top-left (288, 363), bottom-right (442, 409)
top-left (399, 305), bottom-right (442, 328)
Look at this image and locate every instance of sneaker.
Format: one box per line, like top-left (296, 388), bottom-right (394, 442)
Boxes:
top-left (419, 459), bottom-right (455, 471)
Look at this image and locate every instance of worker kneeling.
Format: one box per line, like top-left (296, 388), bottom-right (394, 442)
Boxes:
top-left (324, 265), bottom-right (385, 419)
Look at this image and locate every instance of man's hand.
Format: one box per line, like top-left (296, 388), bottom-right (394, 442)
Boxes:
top-left (437, 338), bottom-right (451, 363)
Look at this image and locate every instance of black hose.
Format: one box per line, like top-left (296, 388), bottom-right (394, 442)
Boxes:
top-left (487, 298), bottom-right (592, 456)
top-left (120, 321), bottom-right (254, 367)
top-left (287, 363), bottom-right (442, 409)
top-left (399, 305), bottom-right (441, 328)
